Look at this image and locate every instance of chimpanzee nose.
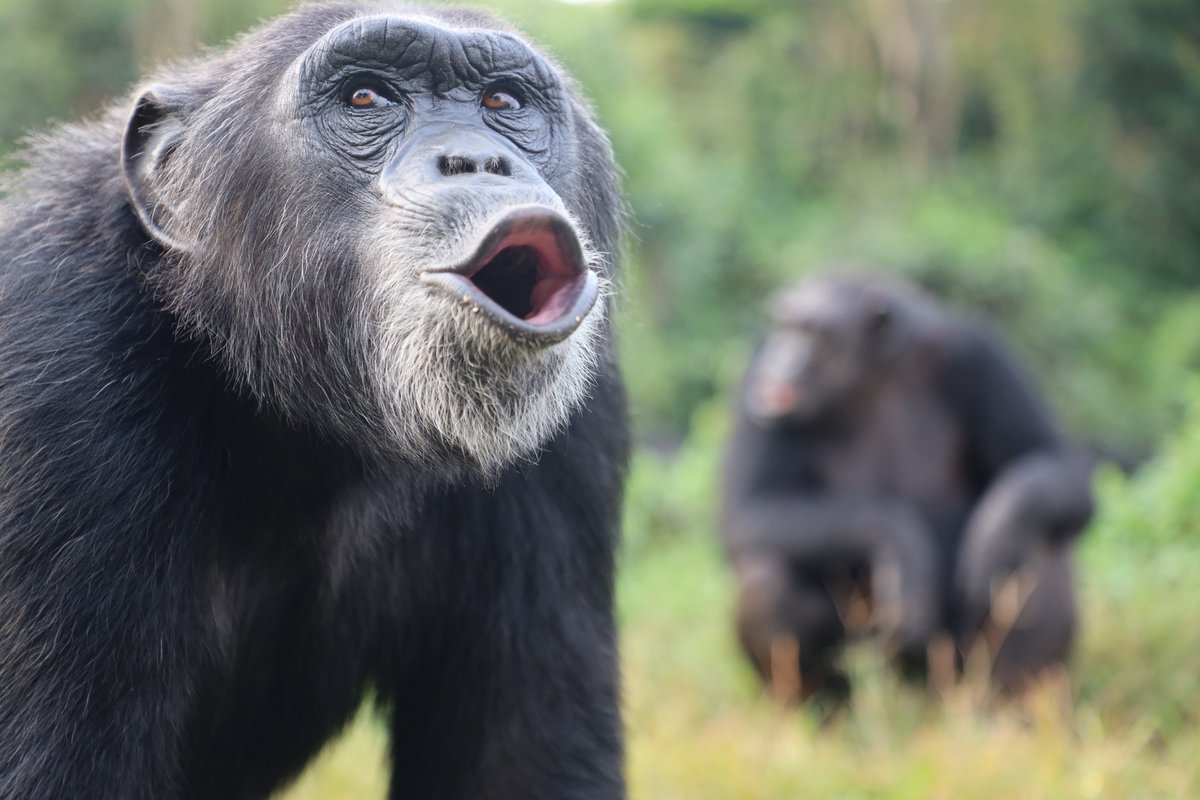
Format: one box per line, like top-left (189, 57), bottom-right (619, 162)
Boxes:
top-left (381, 124), bottom-right (544, 203)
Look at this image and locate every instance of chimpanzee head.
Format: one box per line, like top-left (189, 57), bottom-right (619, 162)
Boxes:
top-left (121, 3), bottom-right (623, 474)
top-left (746, 274), bottom-right (931, 427)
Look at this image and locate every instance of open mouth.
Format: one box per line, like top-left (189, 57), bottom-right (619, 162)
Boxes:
top-left (421, 207), bottom-right (599, 344)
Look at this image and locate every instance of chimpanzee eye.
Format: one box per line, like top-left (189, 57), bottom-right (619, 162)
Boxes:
top-left (482, 86), bottom-right (522, 111)
top-left (346, 85), bottom-right (391, 110)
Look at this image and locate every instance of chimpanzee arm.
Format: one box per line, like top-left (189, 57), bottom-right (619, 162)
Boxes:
top-left (723, 494), bottom-right (925, 565)
top-left (938, 321), bottom-right (1061, 488)
top-left (0, 280), bottom-right (205, 800)
top-left (956, 451), bottom-right (1095, 622)
top-left (939, 320), bottom-right (1099, 551)
top-left (0, 503), bottom-right (202, 800)
top-left (383, 381), bottom-right (628, 800)
top-left (943, 323), bottom-right (1094, 628)
top-left (720, 405), bottom-right (928, 561)
top-left (720, 411), bottom-right (940, 649)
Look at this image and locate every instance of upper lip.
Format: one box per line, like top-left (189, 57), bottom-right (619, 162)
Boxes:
top-left (420, 206), bottom-right (599, 345)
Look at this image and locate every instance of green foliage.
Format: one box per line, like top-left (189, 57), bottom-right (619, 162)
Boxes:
top-left (1091, 380), bottom-right (1200, 547)
top-left (1083, 0), bottom-right (1200, 286)
top-left (0, 0), bottom-right (299, 152)
top-left (1073, 386), bottom-right (1200, 741)
top-left (621, 392), bottom-right (734, 556)
top-left (0, 0), bottom-right (136, 147)
top-left (767, 178), bottom-right (1200, 451)
top-left (536, 0), bottom-right (1199, 446)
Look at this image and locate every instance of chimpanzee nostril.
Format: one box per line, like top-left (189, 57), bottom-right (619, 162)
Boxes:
top-left (484, 156), bottom-right (512, 177)
top-left (438, 155), bottom-right (479, 177)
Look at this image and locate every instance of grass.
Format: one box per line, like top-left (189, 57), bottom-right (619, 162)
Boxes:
top-left (276, 447), bottom-right (1200, 800)
top-left (616, 530), bottom-right (1199, 800)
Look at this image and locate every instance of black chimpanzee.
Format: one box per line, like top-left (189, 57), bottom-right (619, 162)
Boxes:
top-left (0, 5), bottom-right (627, 799)
top-left (721, 274), bottom-right (1094, 704)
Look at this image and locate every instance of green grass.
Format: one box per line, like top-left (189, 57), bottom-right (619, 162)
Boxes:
top-left (276, 498), bottom-right (1200, 799)
top-left (617, 530), bottom-right (1200, 800)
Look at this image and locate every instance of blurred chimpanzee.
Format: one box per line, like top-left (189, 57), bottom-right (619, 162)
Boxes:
top-left (0, 5), bottom-right (628, 799)
top-left (721, 274), bottom-right (1094, 704)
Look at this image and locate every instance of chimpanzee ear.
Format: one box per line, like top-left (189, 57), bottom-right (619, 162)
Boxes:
top-left (122, 85), bottom-right (191, 252)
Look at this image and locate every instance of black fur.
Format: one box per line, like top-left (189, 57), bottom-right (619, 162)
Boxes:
top-left (720, 275), bottom-right (1092, 701)
top-left (0, 4), bottom-right (628, 799)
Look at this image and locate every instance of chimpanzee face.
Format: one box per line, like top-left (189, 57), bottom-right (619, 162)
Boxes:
top-left (747, 280), bottom-right (897, 426)
top-left (122, 9), bottom-right (622, 475)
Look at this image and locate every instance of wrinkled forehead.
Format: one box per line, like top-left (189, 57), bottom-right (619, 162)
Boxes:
top-left (298, 14), bottom-right (551, 93)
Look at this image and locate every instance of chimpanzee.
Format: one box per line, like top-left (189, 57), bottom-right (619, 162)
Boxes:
top-left (0, 5), bottom-right (628, 799)
top-left (720, 274), bottom-right (1094, 704)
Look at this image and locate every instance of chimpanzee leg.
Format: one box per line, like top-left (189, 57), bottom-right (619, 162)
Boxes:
top-left (956, 453), bottom-right (1088, 690)
top-left (733, 555), bottom-right (850, 703)
top-left (979, 549), bottom-right (1077, 691)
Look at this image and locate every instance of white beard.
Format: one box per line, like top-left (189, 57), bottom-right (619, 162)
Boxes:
top-left (363, 207), bottom-right (609, 476)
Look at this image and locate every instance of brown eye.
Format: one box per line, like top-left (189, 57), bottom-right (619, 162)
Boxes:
top-left (347, 86), bottom-right (386, 109)
top-left (482, 88), bottom-right (521, 111)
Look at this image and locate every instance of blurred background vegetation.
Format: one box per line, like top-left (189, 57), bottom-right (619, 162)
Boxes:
top-left (2, 0), bottom-right (1198, 797)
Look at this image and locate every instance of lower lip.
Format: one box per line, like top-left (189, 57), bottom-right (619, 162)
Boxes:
top-left (422, 268), bottom-right (599, 345)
